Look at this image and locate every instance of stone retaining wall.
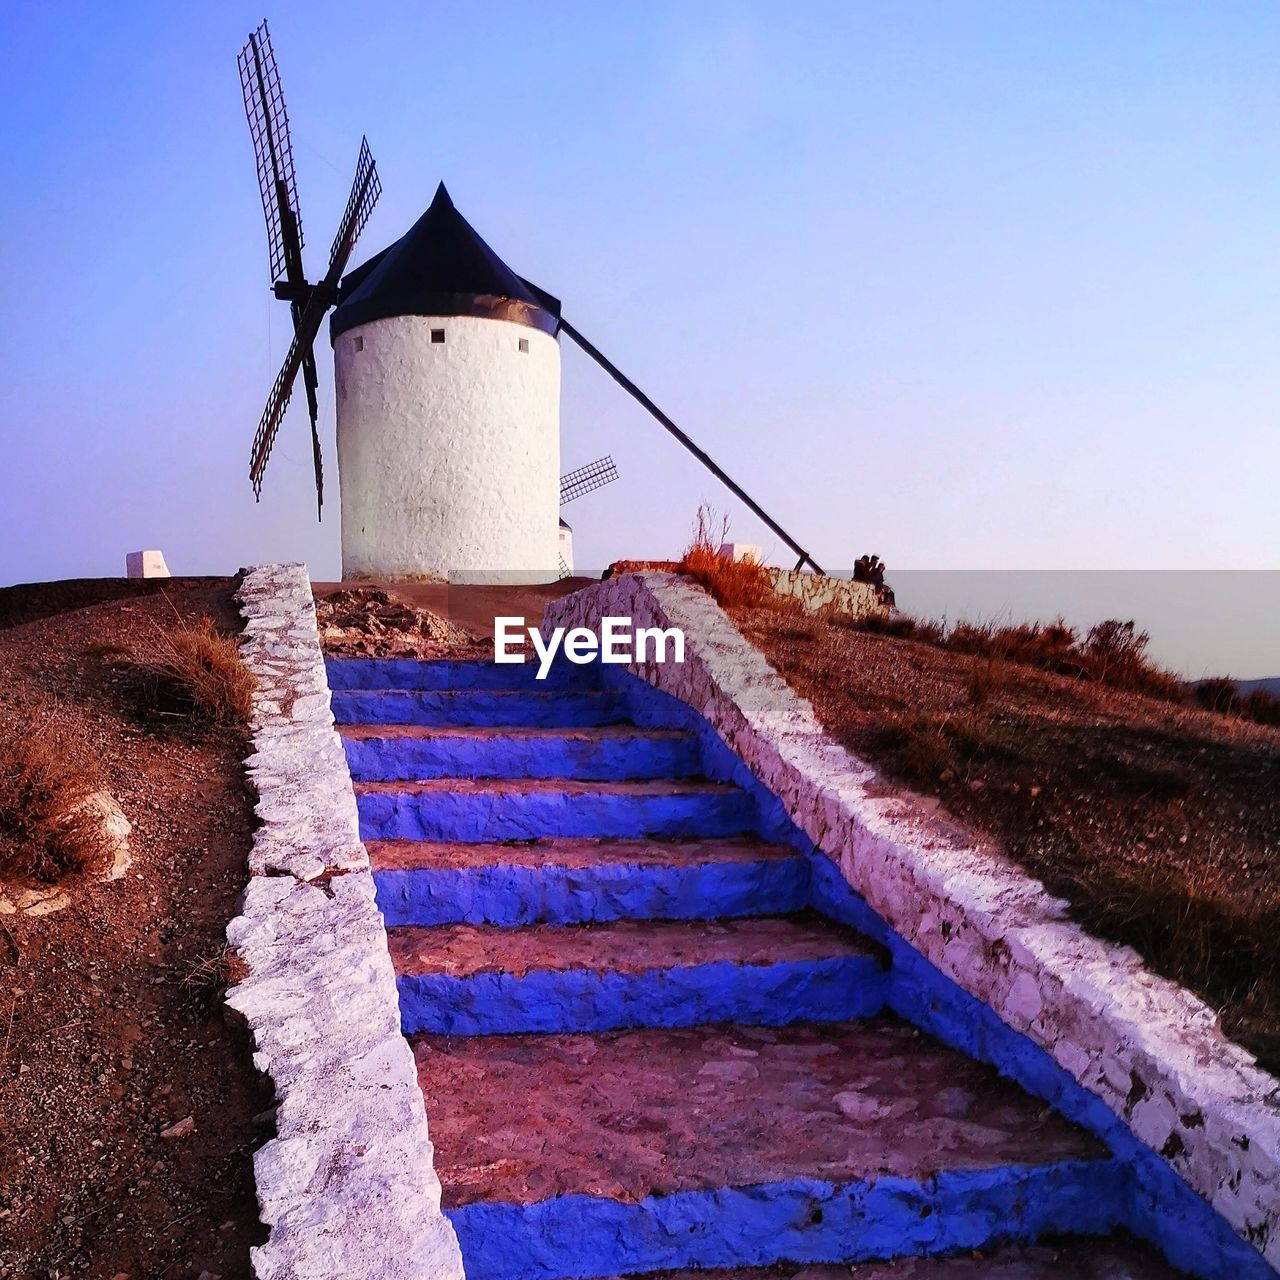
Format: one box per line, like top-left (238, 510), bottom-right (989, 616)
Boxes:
top-left (765, 568), bottom-right (889, 618)
top-left (226, 564), bottom-right (464, 1280)
top-left (543, 572), bottom-right (1280, 1274)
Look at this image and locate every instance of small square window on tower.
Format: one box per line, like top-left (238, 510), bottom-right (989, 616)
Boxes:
top-left (431, 328), bottom-right (446, 344)
top-left (518, 337), bottom-right (530, 353)
top-left (353, 336), bottom-right (364, 352)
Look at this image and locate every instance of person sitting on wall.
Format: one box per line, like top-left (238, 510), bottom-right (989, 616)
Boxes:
top-left (853, 554), bottom-right (886, 587)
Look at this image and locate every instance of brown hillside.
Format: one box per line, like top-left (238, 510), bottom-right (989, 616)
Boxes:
top-left (733, 607), bottom-right (1280, 1076)
top-left (0, 581), bottom-right (268, 1276)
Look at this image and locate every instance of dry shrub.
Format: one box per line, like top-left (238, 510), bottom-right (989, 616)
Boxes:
top-left (1241, 689), bottom-right (1280, 728)
top-left (857, 611), bottom-right (1189, 704)
top-left (678, 504), bottom-right (776, 609)
top-left (966, 655), bottom-right (1004, 715)
top-left (136, 618), bottom-right (254, 728)
top-left (0, 708), bottom-right (108, 880)
top-left (1195, 677), bottom-right (1240, 716)
top-left (182, 944), bottom-right (251, 997)
top-left (858, 613), bottom-right (947, 645)
top-left (1195, 679), bottom-right (1280, 729)
top-left (1077, 619), bottom-right (1183, 699)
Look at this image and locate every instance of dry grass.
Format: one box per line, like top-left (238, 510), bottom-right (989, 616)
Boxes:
top-left (676, 504), bottom-right (779, 610)
top-left (135, 618), bottom-right (254, 728)
top-left (181, 944), bottom-right (251, 999)
top-left (876, 711), bottom-right (1016, 783)
top-left (1064, 859), bottom-right (1280, 1023)
top-left (0, 707), bottom-right (108, 881)
top-left (858, 612), bottom-right (1185, 701)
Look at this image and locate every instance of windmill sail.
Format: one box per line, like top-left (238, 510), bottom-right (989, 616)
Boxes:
top-left (237, 21), bottom-right (303, 287)
top-left (331, 137), bottom-right (381, 267)
top-left (248, 137), bottom-right (381, 502)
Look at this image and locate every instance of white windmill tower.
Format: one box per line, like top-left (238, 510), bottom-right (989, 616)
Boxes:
top-left (239, 22), bottom-right (825, 582)
top-left (329, 184), bottom-right (562, 580)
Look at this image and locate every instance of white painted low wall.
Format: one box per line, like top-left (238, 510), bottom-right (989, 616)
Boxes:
top-left (542, 572), bottom-right (1280, 1272)
top-left (228, 564), bottom-right (464, 1280)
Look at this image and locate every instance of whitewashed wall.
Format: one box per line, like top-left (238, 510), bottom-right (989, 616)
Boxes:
top-left (335, 314), bottom-right (560, 580)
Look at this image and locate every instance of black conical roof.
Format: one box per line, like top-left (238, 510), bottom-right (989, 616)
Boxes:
top-left (331, 183), bottom-right (560, 339)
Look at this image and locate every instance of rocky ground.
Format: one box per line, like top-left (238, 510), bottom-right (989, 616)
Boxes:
top-left (0, 580), bottom-right (269, 1278)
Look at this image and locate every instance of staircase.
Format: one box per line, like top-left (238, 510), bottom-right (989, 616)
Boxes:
top-left (330, 656), bottom-right (1182, 1280)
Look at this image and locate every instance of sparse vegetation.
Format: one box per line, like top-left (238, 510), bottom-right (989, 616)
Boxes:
top-left (1064, 860), bottom-right (1280, 1039)
top-left (858, 613), bottom-right (1186, 700)
top-left (135, 617), bottom-right (254, 728)
top-left (1242, 689), bottom-right (1280, 727)
top-left (181, 944), bottom-right (251, 1001)
top-left (0, 707), bottom-right (107, 880)
top-left (856, 613), bottom-right (947, 645)
top-left (677, 504), bottom-right (778, 609)
top-left (1195, 677), bottom-right (1280, 728)
top-left (876, 711), bottom-right (1016, 783)
top-left (734, 603), bottom-right (1280, 1072)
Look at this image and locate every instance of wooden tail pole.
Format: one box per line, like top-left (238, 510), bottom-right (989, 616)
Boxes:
top-left (559, 317), bottom-right (825, 575)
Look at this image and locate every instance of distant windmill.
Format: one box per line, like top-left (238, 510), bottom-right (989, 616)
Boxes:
top-left (237, 22), bottom-right (823, 579)
top-left (557, 456), bottom-right (618, 575)
top-left (238, 20), bottom-right (382, 517)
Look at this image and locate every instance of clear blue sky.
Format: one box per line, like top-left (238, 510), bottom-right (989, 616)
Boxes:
top-left (1, 3), bottom-right (1277, 664)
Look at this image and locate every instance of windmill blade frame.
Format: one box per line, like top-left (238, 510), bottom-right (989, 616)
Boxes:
top-left (560, 456), bottom-right (619, 505)
top-left (237, 20), bottom-right (304, 287)
top-left (248, 137), bottom-right (382, 504)
top-left (249, 289), bottom-right (330, 498)
top-left (329, 137), bottom-right (381, 276)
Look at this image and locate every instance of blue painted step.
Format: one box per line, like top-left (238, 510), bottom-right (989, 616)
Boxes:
top-left (356, 779), bottom-right (757, 843)
top-left (331, 689), bottom-right (625, 728)
top-left (368, 837), bottom-right (809, 927)
top-left (414, 1020), bottom-right (1127, 1280)
top-left (327, 656), bottom-right (602, 692)
top-left (450, 1163), bottom-right (1128, 1280)
top-left (341, 725), bottom-right (701, 782)
top-left (389, 915), bottom-right (888, 1035)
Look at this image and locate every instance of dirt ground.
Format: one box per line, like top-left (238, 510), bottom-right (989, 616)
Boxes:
top-left (733, 608), bottom-right (1280, 1075)
top-left (313, 576), bottom-right (598, 642)
top-left (0, 581), bottom-right (269, 1278)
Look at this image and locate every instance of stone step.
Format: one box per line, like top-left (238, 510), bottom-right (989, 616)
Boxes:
top-left (355, 778), bottom-right (758, 843)
top-left (326, 656), bottom-right (603, 692)
top-left (369, 837), bottom-right (809, 927)
top-left (341, 724), bottom-right (702, 782)
top-left (330, 689), bottom-right (626, 729)
top-left (413, 1018), bottom-right (1123, 1280)
top-left (389, 913), bottom-right (887, 1034)
top-left (592, 1236), bottom-right (1183, 1277)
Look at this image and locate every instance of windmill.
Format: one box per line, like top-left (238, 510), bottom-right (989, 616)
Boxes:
top-left (237, 24), bottom-right (824, 580)
top-left (238, 20), bottom-right (382, 517)
top-left (557, 456), bottom-right (618, 576)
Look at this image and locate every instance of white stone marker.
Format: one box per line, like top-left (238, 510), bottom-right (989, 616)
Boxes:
top-left (718, 542), bottom-right (762, 564)
top-left (126, 550), bottom-right (170, 579)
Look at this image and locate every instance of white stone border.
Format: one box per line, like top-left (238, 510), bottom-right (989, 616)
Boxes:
top-left (226, 564), bottom-right (464, 1280)
top-left (544, 573), bottom-right (1280, 1271)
